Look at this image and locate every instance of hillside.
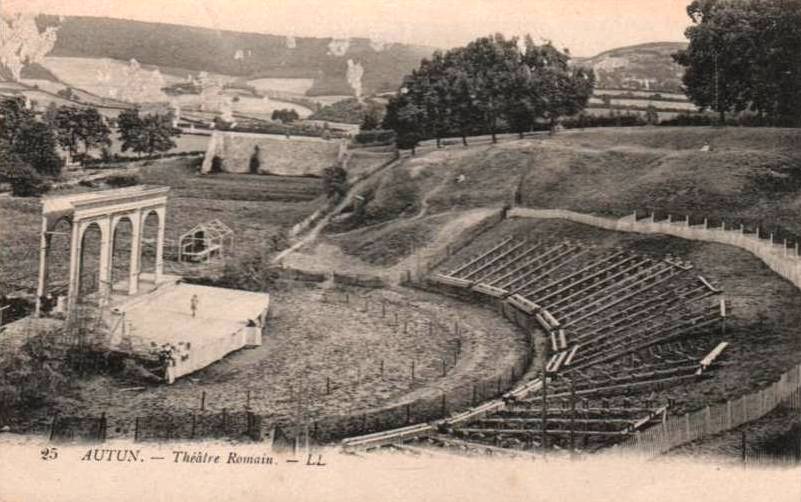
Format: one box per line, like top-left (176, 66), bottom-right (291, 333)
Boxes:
top-left (573, 42), bottom-right (688, 92)
top-left (308, 127), bottom-right (801, 269)
top-left (33, 15), bottom-right (433, 96)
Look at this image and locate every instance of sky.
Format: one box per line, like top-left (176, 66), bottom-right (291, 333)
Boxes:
top-left (2, 0), bottom-right (691, 57)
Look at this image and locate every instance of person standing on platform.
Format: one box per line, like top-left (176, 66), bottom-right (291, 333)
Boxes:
top-left (190, 294), bottom-right (199, 318)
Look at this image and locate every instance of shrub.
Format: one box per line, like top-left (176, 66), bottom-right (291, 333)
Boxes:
top-left (2, 162), bottom-right (50, 197)
top-left (210, 155), bottom-right (224, 173)
top-left (354, 129), bottom-right (396, 145)
top-left (271, 108), bottom-right (300, 123)
top-left (249, 146), bottom-right (261, 174)
top-left (105, 174), bottom-right (140, 188)
top-left (322, 164), bottom-right (348, 200)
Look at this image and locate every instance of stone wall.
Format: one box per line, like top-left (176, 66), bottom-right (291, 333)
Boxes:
top-left (201, 131), bottom-right (344, 177)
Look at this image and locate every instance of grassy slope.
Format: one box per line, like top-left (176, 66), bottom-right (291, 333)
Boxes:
top-left (348, 127), bottom-right (801, 240)
top-left (35, 15), bottom-right (432, 97)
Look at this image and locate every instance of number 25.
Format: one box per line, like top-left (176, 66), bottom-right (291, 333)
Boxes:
top-left (40, 447), bottom-right (58, 460)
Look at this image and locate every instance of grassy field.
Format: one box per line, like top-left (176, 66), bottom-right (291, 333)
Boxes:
top-left (246, 78), bottom-right (315, 95)
top-left (0, 157), bottom-right (323, 295)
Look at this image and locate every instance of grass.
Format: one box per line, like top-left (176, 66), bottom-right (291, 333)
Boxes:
top-left (0, 157), bottom-right (324, 295)
top-left (344, 127), bottom-right (801, 244)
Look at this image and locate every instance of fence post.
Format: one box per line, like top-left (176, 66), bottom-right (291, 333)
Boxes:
top-left (742, 430), bottom-right (747, 463)
top-left (191, 413), bottom-right (196, 439)
top-left (134, 417), bottom-right (140, 442)
top-left (726, 400), bottom-right (732, 429)
top-left (684, 413), bottom-right (692, 441)
top-left (49, 415), bottom-right (59, 442)
top-left (326, 377), bottom-right (331, 395)
top-left (200, 391), bottom-right (206, 411)
top-left (441, 394), bottom-right (447, 416)
top-left (100, 412), bottom-right (107, 441)
top-left (411, 361), bottom-right (415, 382)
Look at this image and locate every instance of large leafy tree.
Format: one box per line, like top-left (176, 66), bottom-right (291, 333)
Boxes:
top-left (0, 97), bottom-right (61, 177)
top-left (382, 34), bottom-right (594, 148)
top-left (674, 0), bottom-right (801, 126)
top-left (47, 105), bottom-right (111, 161)
top-left (117, 108), bottom-right (180, 157)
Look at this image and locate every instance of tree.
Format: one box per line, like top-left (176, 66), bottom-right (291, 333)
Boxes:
top-left (0, 138), bottom-right (50, 196)
top-left (0, 96), bottom-right (35, 145)
top-left (47, 106), bottom-right (111, 162)
top-left (117, 108), bottom-right (180, 157)
top-left (0, 97), bottom-right (61, 176)
top-left (461, 34), bottom-right (521, 143)
top-left (382, 89), bottom-right (425, 154)
top-left (271, 108), bottom-right (300, 123)
top-left (360, 102), bottom-right (384, 130)
top-left (117, 108), bottom-right (145, 154)
top-left (322, 164), bottom-right (348, 200)
top-left (12, 121), bottom-right (62, 176)
top-left (674, 0), bottom-right (801, 126)
top-left (645, 105), bottom-right (660, 125)
top-left (382, 34), bottom-right (594, 147)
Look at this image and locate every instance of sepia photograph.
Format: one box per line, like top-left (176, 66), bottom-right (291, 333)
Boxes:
top-left (0, 1), bottom-right (800, 500)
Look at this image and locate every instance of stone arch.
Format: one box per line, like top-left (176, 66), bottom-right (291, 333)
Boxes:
top-left (110, 215), bottom-right (135, 293)
top-left (140, 210), bottom-right (161, 282)
top-left (41, 217), bottom-right (73, 311)
top-left (78, 221), bottom-right (104, 300)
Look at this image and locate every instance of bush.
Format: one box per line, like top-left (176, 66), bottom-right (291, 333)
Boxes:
top-left (563, 112), bottom-right (648, 129)
top-left (271, 108), bottom-right (300, 123)
top-left (2, 163), bottom-right (50, 197)
top-left (354, 129), bottom-right (396, 145)
top-left (210, 155), bottom-right (224, 173)
top-left (105, 174), bottom-right (140, 188)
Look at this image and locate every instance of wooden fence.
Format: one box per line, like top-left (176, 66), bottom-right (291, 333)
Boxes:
top-left (619, 363), bottom-right (801, 456)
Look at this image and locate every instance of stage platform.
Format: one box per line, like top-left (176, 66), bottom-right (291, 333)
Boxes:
top-left (107, 279), bottom-right (270, 383)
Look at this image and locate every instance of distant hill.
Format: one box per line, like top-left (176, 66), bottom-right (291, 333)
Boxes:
top-left (34, 15), bottom-right (434, 96)
top-left (573, 42), bottom-right (688, 93)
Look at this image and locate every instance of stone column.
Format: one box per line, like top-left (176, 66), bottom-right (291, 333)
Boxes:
top-left (128, 211), bottom-right (143, 295)
top-left (66, 220), bottom-right (83, 312)
top-left (98, 217), bottom-right (113, 305)
top-left (155, 206), bottom-right (166, 282)
top-left (35, 216), bottom-right (51, 317)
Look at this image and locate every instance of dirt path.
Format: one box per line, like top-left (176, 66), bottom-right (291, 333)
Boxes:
top-left (281, 208), bottom-right (498, 285)
top-left (271, 158), bottom-right (400, 264)
top-left (389, 208), bottom-right (496, 279)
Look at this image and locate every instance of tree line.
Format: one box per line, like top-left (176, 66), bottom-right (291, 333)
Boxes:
top-left (674, 0), bottom-right (801, 126)
top-left (0, 97), bottom-right (181, 196)
top-left (381, 34), bottom-right (595, 150)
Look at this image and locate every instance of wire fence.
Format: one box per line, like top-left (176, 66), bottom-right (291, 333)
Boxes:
top-left (28, 285), bottom-right (536, 445)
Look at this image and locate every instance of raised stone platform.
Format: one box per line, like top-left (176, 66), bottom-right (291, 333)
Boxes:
top-left (108, 280), bottom-right (270, 383)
